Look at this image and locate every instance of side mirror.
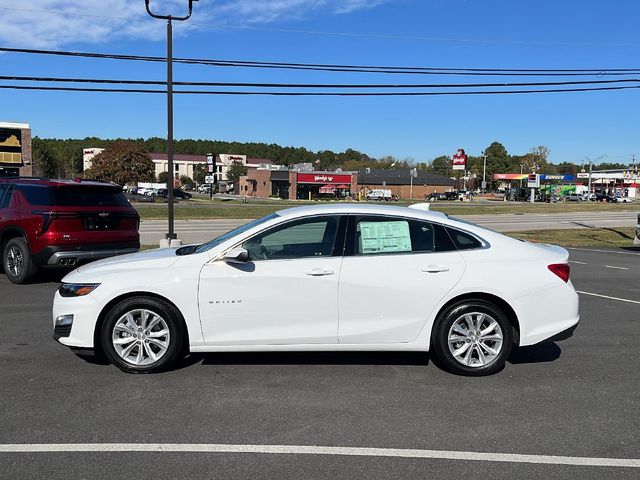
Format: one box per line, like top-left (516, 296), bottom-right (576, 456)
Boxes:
top-left (222, 247), bottom-right (249, 263)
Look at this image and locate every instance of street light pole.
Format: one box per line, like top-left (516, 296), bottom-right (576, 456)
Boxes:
top-left (586, 155), bottom-right (608, 199)
top-left (145, 0), bottom-right (198, 244)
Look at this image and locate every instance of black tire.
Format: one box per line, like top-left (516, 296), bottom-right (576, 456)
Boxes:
top-left (3, 237), bottom-right (38, 284)
top-left (432, 300), bottom-right (513, 376)
top-left (100, 296), bottom-right (186, 373)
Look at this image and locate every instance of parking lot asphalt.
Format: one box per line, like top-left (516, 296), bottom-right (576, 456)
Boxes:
top-left (1, 248), bottom-right (639, 479)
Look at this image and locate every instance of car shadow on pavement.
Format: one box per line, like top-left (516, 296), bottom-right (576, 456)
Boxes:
top-left (508, 342), bottom-right (561, 364)
top-left (27, 268), bottom-right (69, 284)
top-left (197, 351), bottom-right (431, 367)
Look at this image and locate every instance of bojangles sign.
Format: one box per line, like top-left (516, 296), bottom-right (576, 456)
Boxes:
top-left (0, 128), bottom-right (22, 166)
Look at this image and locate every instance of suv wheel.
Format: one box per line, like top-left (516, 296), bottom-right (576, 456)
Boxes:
top-left (101, 296), bottom-right (186, 373)
top-left (3, 238), bottom-right (37, 284)
top-left (433, 300), bottom-right (513, 376)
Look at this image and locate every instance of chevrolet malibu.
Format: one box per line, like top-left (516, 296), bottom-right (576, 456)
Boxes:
top-left (53, 204), bottom-right (579, 376)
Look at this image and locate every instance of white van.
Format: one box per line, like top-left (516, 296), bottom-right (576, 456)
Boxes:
top-left (366, 189), bottom-right (393, 201)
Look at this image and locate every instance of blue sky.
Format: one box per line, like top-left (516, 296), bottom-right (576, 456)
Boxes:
top-left (1, 0), bottom-right (638, 165)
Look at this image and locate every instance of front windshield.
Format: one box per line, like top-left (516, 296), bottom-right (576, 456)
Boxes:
top-left (194, 213), bottom-right (280, 254)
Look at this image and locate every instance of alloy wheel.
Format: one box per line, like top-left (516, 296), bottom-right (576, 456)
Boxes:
top-left (111, 309), bottom-right (171, 366)
top-left (6, 246), bottom-right (23, 277)
top-left (447, 312), bottom-right (504, 368)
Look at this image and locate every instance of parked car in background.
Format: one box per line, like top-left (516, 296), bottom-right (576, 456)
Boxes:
top-left (565, 193), bottom-right (583, 202)
top-left (0, 177), bottom-right (140, 284)
top-left (427, 192), bottom-right (448, 201)
top-left (613, 195), bottom-right (632, 203)
top-left (595, 193), bottom-right (615, 202)
top-left (198, 184), bottom-right (214, 194)
top-left (366, 189), bottom-right (394, 201)
top-left (156, 188), bottom-right (192, 200)
top-left (53, 203), bottom-right (578, 376)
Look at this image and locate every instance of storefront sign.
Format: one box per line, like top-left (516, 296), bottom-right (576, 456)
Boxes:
top-left (452, 148), bottom-right (467, 171)
top-left (493, 173), bottom-right (527, 180)
top-left (297, 173), bottom-right (353, 184)
top-left (0, 128), bottom-right (22, 166)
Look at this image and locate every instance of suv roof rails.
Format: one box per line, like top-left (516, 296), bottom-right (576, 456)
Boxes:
top-left (0, 176), bottom-right (49, 181)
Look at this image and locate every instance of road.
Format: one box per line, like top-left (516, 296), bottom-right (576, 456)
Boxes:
top-left (139, 210), bottom-right (637, 245)
top-left (0, 248), bottom-right (639, 479)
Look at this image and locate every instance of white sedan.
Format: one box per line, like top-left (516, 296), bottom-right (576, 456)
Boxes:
top-left (53, 204), bottom-right (579, 376)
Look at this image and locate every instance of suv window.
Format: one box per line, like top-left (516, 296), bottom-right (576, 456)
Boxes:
top-left (242, 216), bottom-right (340, 261)
top-left (17, 185), bottom-right (129, 207)
top-left (0, 183), bottom-right (13, 209)
top-left (353, 216), bottom-right (456, 255)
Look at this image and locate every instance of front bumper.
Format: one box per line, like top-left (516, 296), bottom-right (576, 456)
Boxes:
top-left (52, 291), bottom-right (101, 349)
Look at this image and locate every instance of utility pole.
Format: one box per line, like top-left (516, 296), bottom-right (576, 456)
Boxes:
top-left (145, 0), bottom-right (198, 247)
top-left (482, 153), bottom-right (487, 193)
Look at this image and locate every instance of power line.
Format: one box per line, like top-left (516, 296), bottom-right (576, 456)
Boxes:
top-left (2, 47), bottom-right (640, 77)
top-left (2, 75), bottom-right (640, 89)
top-left (1, 84), bottom-right (639, 96)
top-left (1, 6), bottom-right (639, 48)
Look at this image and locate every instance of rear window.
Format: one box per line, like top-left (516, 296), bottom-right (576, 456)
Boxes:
top-left (446, 227), bottom-right (484, 250)
top-left (17, 185), bottom-right (129, 207)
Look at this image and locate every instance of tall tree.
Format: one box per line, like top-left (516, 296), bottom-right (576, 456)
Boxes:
top-left (226, 160), bottom-right (248, 183)
top-left (85, 141), bottom-right (154, 185)
top-left (430, 155), bottom-right (451, 176)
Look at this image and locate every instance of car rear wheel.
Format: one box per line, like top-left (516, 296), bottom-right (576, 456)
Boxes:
top-left (3, 238), bottom-right (37, 284)
top-left (101, 296), bottom-right (186, 373)
top-left (433, 300), bottom-right (513, 376)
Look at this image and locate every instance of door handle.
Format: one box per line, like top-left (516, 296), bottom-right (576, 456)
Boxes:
top-left (422, 264), bottom-right (450, 273)
top-left (305, 268), bottom-right (335, 276)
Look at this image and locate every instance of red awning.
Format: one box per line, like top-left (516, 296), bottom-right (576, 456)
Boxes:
top-left (335, 184), bottom-right (350, 189)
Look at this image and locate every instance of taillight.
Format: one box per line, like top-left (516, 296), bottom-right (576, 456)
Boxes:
top-left (548, 263), bottom-right (570, 283)
top-left (31, 210), bottom-right (55, 234)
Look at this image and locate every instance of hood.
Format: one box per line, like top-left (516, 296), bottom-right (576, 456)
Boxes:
top-left (73, 247), bottom-right (180, 277)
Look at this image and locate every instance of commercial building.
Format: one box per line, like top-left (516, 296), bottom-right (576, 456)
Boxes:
top-left (83, 149), bottom-right (272, 184)
top-left (0, 122), bottom-right (32, 177)
top-left (358, 169), bottom-right (454, 199)
top-left (239, 167), bottom-right (358, 200)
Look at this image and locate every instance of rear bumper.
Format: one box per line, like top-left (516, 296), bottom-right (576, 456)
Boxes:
top-left (510, 283), bottom-right (580, 346)
top-left (543, 321), bottom-right (579, 343)
top-left (33, 242), bottom-right (140, 267)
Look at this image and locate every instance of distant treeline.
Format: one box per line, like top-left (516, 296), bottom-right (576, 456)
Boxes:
top-left (32, 137), bottom-right (408, 179)
top-left (32, 137), bottom-right (631, 183)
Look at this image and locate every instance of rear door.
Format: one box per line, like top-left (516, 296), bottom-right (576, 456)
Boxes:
top-left (338, 215), bottom-right (466, 344)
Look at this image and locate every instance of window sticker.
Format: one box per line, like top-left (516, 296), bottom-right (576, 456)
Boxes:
top-left (359, 221), bottom-right (411, 254)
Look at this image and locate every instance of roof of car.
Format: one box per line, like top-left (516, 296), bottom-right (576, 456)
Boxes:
top-left (275, 203), bottom-right (450, 222)
top-left (0, 177), bottom-right (120, 188)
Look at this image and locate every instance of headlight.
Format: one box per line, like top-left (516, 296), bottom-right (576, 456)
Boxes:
top-left (58, 283), bottom-right (100, 297)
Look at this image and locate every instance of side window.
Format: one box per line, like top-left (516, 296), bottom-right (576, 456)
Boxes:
top-left (242, 216), bottom-right (340, 261)
top-left (446, 227), bottom-right (483, 250)
top-left (16, 185), bottom-right (51, 206)
top-left (0, 184), bottom-right (13, 209)
top-left (354, 216), bottom-right (458, 255)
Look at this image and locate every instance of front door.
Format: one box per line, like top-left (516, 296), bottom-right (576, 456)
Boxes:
top-left (338, 215), bottom-right (466, 344)
top-left (199, 215), bottom-right (345, 345)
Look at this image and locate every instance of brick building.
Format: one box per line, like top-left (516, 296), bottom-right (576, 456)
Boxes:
top-left (239, 168), bottom-right (359, 200)
top-left (0, 122), bottom-right (32, 177)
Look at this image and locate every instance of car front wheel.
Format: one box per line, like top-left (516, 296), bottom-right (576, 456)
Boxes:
top-left (433, 300), bottom-right (513, 376)
top-left (101, 296), bottom-right (186, 373)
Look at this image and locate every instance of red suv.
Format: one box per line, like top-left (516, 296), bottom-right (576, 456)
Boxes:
top-left (0, 177), bottom-right (140, 284)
